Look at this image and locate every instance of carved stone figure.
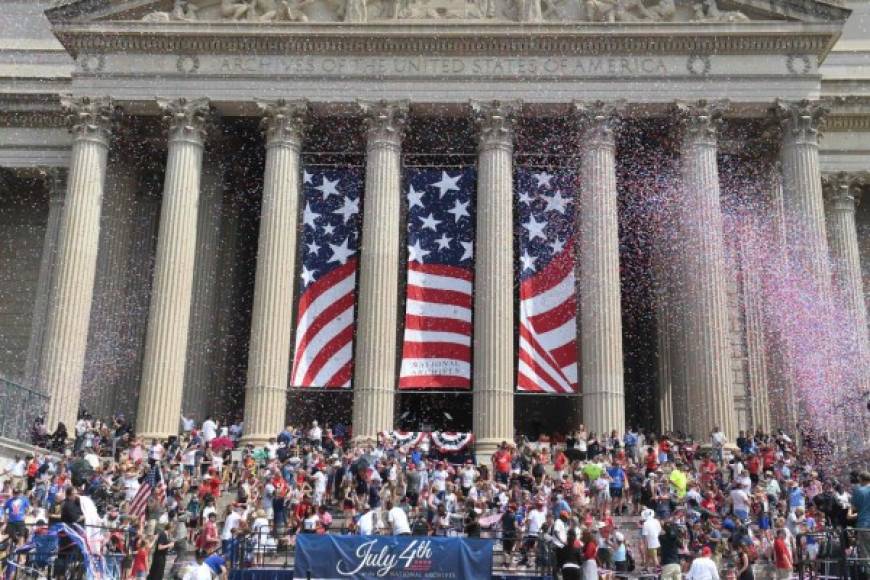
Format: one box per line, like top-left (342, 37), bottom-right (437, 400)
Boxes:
top-left (345, 0), bottom-right (367, 21)
top-left (693, 0), bottom-right (748, 21)
top-left (278, 0), bottom-right (313, 21)
top-left (142, 0), bottom-right (198, 21)
top-left (221, 0), bottom-right (253, 19)
top-left (639, 0), bottom-right (675, 21)
top-left (519, 0), bottom-right (543, 21)
top-left (584, 0), bottom-right (615, 21)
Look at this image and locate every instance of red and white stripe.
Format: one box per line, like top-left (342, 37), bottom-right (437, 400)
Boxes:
top-left (290, 260), bottom-right (356, 388)
top-left (399, 262), bottom-right (473, 389)
top-left (517, 243), bottom-right (579, 393)
top-left (128, 483), bottom-right (151, 519)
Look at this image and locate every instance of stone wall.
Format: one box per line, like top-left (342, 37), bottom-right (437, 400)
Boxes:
top-left (0, 176), bottom-right (47, 383)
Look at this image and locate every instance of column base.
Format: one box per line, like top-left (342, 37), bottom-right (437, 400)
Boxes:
top-left (352, 434), bottom-right (379, 448)
top-left (240, 434), bottom-right (271, 447)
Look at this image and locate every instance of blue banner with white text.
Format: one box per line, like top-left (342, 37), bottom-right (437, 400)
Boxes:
top-left (293, 534), bottom-right (493, 580)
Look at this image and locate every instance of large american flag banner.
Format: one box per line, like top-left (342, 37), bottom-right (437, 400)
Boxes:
top-left (290, 167), bottom-right (363, 388)
top-left (398, 168), bottom-right (476, 389)
top-left (516, 168), bottom-right (579, 394)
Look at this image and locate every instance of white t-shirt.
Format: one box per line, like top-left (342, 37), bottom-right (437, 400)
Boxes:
top-left (527, 508), bottom-right (547, 536)
top-left (686, 555), bottom-right (720, 580)
top-left (183, 563), bottom-right (215, 580)
top-left (123, 476), bottom-right (140, 501)
top-left (202, 420), bottom-right (217, 442)
top-left (642, 518), bottom-right (662, 549)
top-left (312, 471), bottom-right (327, 494)
top-left (730, 489), bottom-right (751, 513)
top-left (181, 416), bottom-right (195, 432)
top-left (7, 459), bottom-right (25, 478)
top-left (387, 507), bottom-right (411, 535)
top-left (460, 467), bottom-right (477, 488)
top-left (431, 469), bottom-right (448, 492)
top-left (222, 511), bottom-right (242, 540)
top-left (357, 510), bottom-right (381, 535)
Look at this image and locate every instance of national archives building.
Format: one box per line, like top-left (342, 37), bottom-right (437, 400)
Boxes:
top-left (0, 0), bottom-right (867, 452)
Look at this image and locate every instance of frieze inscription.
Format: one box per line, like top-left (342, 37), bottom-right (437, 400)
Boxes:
top-left (216, 55), bottom-right (671, 76)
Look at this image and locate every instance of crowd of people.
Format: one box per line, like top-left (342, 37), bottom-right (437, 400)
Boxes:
top-left (0, 412), bottom-right (868, 580)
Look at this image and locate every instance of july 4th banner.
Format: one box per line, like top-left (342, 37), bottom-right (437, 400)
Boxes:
top-left (294, 535), bottom-right (492, 580)
top-left (398, 167), bottom-right (476, 390)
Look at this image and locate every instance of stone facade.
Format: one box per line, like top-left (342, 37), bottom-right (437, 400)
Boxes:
top-left (0, 0), bottom-right (868, 445)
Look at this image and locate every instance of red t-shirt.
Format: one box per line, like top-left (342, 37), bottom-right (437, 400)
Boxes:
top-left (494, 451), bottom-right (511, 474)
top-left (774, 538), bottom-right (792, 570)
top-left (583, 540), bottom-right (598, 561)
top-left (645, 453), bottom-right (658, 471)
top-left (131, 546), bottom-right (150, 574)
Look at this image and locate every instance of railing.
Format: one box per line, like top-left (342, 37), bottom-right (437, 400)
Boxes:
top-left (795, 528), bottom-right (870, 580)
top-left (0, 375), bottom-right (47, 443)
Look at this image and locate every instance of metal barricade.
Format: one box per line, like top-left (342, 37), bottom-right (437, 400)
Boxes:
top-left (0, 375), bottom-right (47, 442)
top-left (796, 528), bottom-right (870, 580)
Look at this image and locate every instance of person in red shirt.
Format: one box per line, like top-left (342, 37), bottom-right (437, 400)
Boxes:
top-left (644, 447), bottom-right (658, 475)
top-left (492, 443), bottom-right (512, 484)
top-left (130, 538), bottom-right (151, 579)
top-left (747, 453), bottom-right (761, 485)
top-left (773, 528), bottom-right (792, 579)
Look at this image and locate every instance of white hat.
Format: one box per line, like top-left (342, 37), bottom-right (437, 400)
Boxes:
top-left (614, 532), bottom-right (625, 542)
top-left (641, 508), bottom-right (655, 521)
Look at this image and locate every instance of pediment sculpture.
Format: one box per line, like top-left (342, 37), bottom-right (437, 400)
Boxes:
top-left (141, 0), bottom-right (752, 23)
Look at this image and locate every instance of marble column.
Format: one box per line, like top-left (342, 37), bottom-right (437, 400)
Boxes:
top-left (773, 100), bottom-right (832, 297)
top-left (575, 101), bottom-right (625, 436)
top-left (824, 173), bottom-right (869, 383)
top-left (183, 147), bottom-right (226, 416)
top-left (655, 290), bottom-right (674, 433)
top-left (471, 100), bottom-right (520, 460)
top-left (739, 227), bottom-right (772, 433)
top-left (674, 100), bottom-right (737, 441)
top-left (40, 97), bottom-right (114, 431)
top-left (351, 100), bottom-right (407, 444)
top-left (242, 100), bottom-right (307, 444)
top-left (137, 98), bottom-right (210, 439)
top-left (25, 168), bottom-right (66, 388)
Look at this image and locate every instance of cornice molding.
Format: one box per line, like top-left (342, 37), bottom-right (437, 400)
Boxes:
top-left (821, 115), bottom-right (870, 133)
top-left (50, 21), bottom-right (840, 58)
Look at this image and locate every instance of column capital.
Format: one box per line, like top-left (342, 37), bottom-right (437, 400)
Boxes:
top-left (823, 172), bottom-right (866, 212)
top-left (60, 96), bottom-right (114, 147)
top-left (471, 100), bottom-right (521, 153)
top-left (574, 100), bottom-right (625, 149)
top-left (672, 99), bottom-right (728, 146)
top-left (157, 97), bottom-right (211, 145)
top-left (771, 99), bottom-right (828, 146)
top-left (358, 100), bottom-right (408, 152)
top-left (257, 99), bottom-right (307, 149)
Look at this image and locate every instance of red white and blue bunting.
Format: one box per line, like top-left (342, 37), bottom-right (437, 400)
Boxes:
top-left (382, 431), bottom-right (428, 448)
top-left (430, 432), bottom-right (474, 453)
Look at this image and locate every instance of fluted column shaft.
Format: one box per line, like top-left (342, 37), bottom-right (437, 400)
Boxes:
top-left (26, 169), bottom-right (67, 388)
top-left (351, 101), bottom-right (407, 444)
top-left (137, 98), bottom-right (210, 439)
top-left (655, 288), bottom-right (674, 433)
top-left (675, 101), bottom-right (736, 440)
top-left (242, 100), bottom-right (307, 444)
top-left (471, 101), bottom-right (519, 460)
top-left (825, 174), bottom-right (869, 385)
top-left (183, 154), bottom-right (225, 416)
top-left (575, 102), bottom-right (625, 436)
top-left (775, 100), bottom-right (832, 297)
top-left (41, 98), bottom-right (113, 431)
top-left (739, 228), bottom-right (771, 433)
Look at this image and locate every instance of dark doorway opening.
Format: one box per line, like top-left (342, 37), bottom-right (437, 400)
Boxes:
top-left (285, 390), bottom-right (353, 432)
top-left (395, 392), bottom-right (472, 432)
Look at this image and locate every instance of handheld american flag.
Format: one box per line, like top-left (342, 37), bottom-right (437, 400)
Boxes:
top-left (290, 167), bottom-right (363, 389)
top-left (399, 168), bottom-right (476, 390)
top-left (516, 168), bottom-right (579, 394)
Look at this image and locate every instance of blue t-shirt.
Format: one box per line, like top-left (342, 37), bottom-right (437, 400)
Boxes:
top-left (607, 467), bottom-right (625, 489)
top-left (789, 487), bottom-right (805, 509)
top-left (204, 554), bottom-right (226, 574)
top-left (4, 496), bottom-right (30, 523)
top-left (852, 484), bottom-right (870, 529)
